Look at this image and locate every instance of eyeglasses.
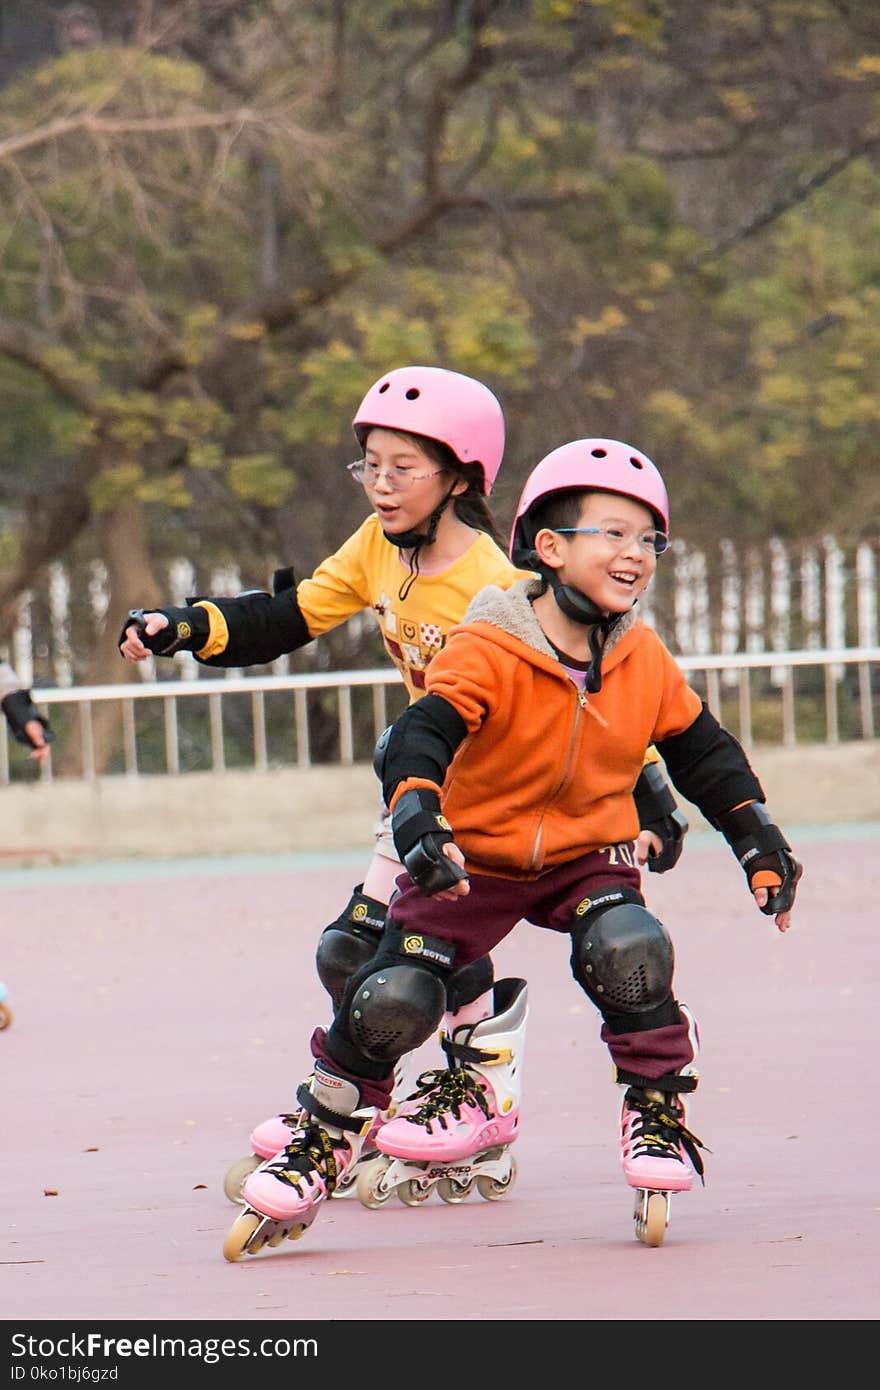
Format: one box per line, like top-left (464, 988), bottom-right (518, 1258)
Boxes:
top-left (347, 459), bottom-right (444, 490)
top-left (553, 525), bottom-right (669, 556)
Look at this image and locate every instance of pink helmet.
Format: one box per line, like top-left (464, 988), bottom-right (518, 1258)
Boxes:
top-left (509, 437), bottom-right (669, 562)
top-left (352, 365), bottom-right (504, 494)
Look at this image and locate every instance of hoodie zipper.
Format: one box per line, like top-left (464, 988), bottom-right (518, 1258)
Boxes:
top-left (528, 685), bottom-right (600, 870)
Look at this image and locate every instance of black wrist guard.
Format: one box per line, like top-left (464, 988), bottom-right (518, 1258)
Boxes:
top-left (1, 690), bottom-right (53, 747)
top-left (634, 762), bottom-right (688, 874)
top-left (119, 606), bottom-right (210, 657)
top-left (272, 566), bottom-right (297, 595)
top-left (391, 788), bottom-right (468, 896)
top-left (717, 802), bottom-right (803, 914)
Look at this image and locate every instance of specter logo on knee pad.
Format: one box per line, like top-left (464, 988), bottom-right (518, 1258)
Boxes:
top-left (402, 935), bottom-right (455, 968)
top-left (577, 890), bottom-right (627, 917)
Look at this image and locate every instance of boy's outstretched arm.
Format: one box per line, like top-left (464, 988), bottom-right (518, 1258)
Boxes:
top-left (378, 694), bottom-right (470, 899)
top-left (656, 703), bottom-right (803, 933)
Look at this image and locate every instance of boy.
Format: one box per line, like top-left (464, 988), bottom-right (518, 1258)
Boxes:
top-left (223, 437), bottom-right (801, 1258)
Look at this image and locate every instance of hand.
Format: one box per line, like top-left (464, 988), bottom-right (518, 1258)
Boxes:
top-left (751, 868), bottom-right (799, 934)
top-left (23, 719), bottom-right (51, 762)
top-left (636, 829), bottom-right (663, 867)
top-left (433, 843), bottom-right (470, 901)
top-left (119, 612), bottom-right (169, 662)
top-left (717, 803), bottom-right (802, 935)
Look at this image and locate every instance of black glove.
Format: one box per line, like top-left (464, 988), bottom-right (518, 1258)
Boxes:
top-left (391, 788), bottom-right (468, 896)
top-left (119, 606), bottom-right (210, 657)
top-left (717, 802), bottom-right (803, 914)
top-left (1, 690), bottom-right (53, 748)
top-left (634, 761), bottom-right (688, 874)
top-left (272, 566), bottom-right (297, 595)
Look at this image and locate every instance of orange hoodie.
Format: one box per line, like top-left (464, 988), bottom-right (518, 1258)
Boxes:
top-left (393, 578), bottom-right (702, 880)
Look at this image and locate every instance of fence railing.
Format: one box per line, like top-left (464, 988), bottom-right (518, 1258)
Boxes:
top-left (3, 646), bottom-right (878, 785)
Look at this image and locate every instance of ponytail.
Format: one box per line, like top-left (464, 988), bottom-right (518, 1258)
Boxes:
top-left (452, 468), bottom-right (501, 544)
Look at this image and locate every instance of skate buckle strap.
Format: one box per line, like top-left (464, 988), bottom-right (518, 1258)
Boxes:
top-left (296, 1080), bottom-right (375, 1137)
top-left (614, 1066), bottom-right (698, 1094)
top-left (403, 1066), bottom-right (492, 1131)
top-left (626, 1088), bottom-right (709, 1184)
top-left (441, 1035), bottom-right (512, 1067)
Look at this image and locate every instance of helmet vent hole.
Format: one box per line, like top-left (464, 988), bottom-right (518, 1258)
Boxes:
top-left (590, 448), bottom-right (607, 458)
top-left (378, 382), bottom-right (390, 393)
top-left (629, 457), bottom-right (644, 470)
top-left (405, 388), bottom-right (420, 400)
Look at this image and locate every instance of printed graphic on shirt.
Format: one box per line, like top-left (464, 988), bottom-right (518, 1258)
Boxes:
top-left (377, 602), bottom-right (447, 692)
top-left (375, 592), bottom-right (395, 633)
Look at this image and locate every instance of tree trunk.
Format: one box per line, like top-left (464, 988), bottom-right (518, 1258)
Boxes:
top-left (53, 500), bottom-right (163, 777)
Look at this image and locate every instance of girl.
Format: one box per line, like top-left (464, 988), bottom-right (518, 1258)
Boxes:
top-left (119, 368), bottom-right (683, 1201)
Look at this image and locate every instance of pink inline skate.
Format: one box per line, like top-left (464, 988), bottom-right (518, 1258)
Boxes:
top-left (222, 1048), bottom-right (424, 1204)
top-left (223, 1063), bottom-right (377, 1261)
top-left (356, 977), bottom-right (527, 1208)
top-left (618, 1008), bottom-right (705, 1246)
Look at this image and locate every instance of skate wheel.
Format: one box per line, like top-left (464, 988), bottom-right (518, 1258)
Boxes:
top-left (0, 1001), bottom-right (12, 1031)
top-left (437, 1176), bottom-right (474, 1204)
top-left (223, 1211), bottom-right (263, 1263)
top-left (477, 1154), bottom-right (517, 1201)
top-left (222, 1154), bottom-right (261, 1205)
top-left (634, 1190), bottom-right (669, 1247)
top-left (355, 1155), bottom-right (395, 1209)
top-left (397, 1179), bottom-right (432, 1207)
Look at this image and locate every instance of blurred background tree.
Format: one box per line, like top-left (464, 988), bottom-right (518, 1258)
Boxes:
top-left (0, 0), bottom-right (878, 767)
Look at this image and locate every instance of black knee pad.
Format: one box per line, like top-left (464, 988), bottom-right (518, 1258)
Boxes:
top-left (445, 954), bottom-right (494, 1014)
top-left (570, 887), bottom-right (673, 1015)
top-left (331, 921), bottom-right (455, 1064)
top-left (315, 885), bottom-right (387, 1010)
top-left (347, 961), bottom-right (446, 1062)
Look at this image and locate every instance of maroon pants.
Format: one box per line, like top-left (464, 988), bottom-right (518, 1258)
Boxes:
top-left (312, 845), bottom-right (696, 1108)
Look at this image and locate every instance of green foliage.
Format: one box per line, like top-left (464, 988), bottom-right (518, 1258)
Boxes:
top-left (227, 453), bottom-right (295, 507)
top-left (1, 0), bottom-right (879, 625)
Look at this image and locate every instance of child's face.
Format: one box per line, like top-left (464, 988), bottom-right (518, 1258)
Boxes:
top-left (357, 428), bottom-right (461, 536)
top-left (538, 490), bottom-right (660, 614)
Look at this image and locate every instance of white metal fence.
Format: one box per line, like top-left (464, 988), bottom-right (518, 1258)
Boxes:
top-left (4, 646), bottom-right (877, 785)
top-left (6, 534), bottom-right (880, 693)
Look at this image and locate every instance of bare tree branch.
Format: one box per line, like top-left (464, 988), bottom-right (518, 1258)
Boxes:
top-left (0, 319), bottom-right (103, 414)
top-left (694, 135), bottom-right (880, 263)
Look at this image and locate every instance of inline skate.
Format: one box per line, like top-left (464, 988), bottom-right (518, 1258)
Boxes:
top-left (356, 977), bottom-right (527, 1209)
top-left (223, 1064), bottom-right (377, 1261)
top-left (222, 1049), bottom-right (423, 1204)
top-left (619, 1077), bottom-right (705, 1246)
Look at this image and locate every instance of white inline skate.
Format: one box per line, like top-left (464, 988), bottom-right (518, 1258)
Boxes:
top-left (355, 977), bottom-right (527, 1209)
top-left (222, 1048), bottom-right (424, 1204)
top-left (223, 1064), bottom-right (377, 1261)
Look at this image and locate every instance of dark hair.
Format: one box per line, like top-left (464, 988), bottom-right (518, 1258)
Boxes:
top-left (520, 488), bottom-right (586, 551)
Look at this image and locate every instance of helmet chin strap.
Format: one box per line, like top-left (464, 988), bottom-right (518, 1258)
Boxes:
top-left (383, 483), bottom-right (459, 600)
top-left (544, 570), bottom-right (627, 695)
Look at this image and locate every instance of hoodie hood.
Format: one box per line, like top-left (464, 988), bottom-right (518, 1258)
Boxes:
top-left (462, 575), bottom-right (639, 666)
